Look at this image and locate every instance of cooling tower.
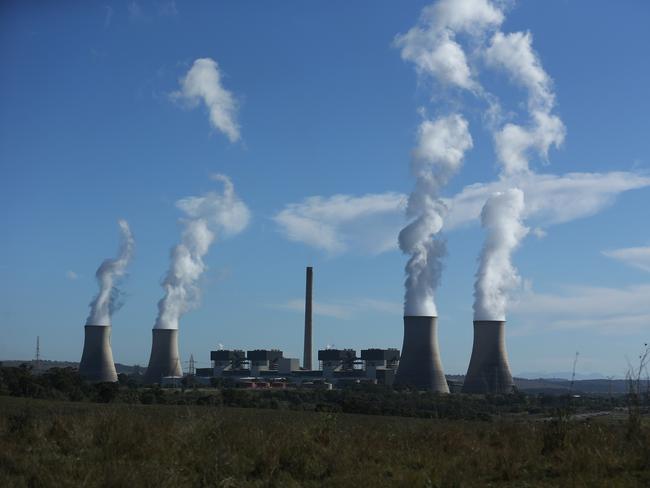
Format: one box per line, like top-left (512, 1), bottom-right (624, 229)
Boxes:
top-left (79, 325), bottom-right (118, 382)
top-left (303, 266), bottom-right (313, 370)
top-left (462, 320), bottom-right (514, 394)
top-left (394, 316), bottom-right (449, 392)
top-left (143, 328), bottom-right (182, 383)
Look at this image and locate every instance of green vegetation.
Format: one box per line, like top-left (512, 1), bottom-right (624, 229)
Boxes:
top-left (1, 365), bottom-right (642, 420)
top-left (1, 396), bottom-right (649, 487)
top-left (0, 365), bottom-right (649, 486)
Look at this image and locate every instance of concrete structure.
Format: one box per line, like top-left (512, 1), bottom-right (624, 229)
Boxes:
top-left (318, 348), bottom-right (357, 377)
top-left (143, 328), bottom-right (182, 383)
top-left (278, 357), bottom-right (301, 374)
top-left (462, 320), bottom-right (514, 394)
top-left (211, 349), bottom-right (246, 376)
top-left (361, 348), bottom-right (400, 386)
top-left (248, 349), bottom-right (283, 376)
top-left (394, 316), bottom-right (449, 392)
top-left (303, 266), bottom-right (313, 370)
top-left (79, 325), bottom-right (118, 382)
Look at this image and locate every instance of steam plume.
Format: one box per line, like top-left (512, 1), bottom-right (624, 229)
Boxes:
top-left (86, 220), bottom-right (135, 326)
top-left (154, 174), bottom-right (249, 330)
top-left (171, 58), bottom-right (240, 143)
top-left (473, 188), bottom-right (528, 320)
top-left (399, 114), bottom-right (473, 316)
top-left (486, 30), bottom-right (565, 175)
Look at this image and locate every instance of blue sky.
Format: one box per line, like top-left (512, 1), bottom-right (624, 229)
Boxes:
top-left (1, 0), bottom-right (649, 377)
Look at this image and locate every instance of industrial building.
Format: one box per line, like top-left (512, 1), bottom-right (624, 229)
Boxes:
top-left (76, 265), bottom-right (517, 394)
top-left (195, 347), bottom-right (400, 387)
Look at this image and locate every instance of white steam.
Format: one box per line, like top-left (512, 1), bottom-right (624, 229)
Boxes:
top-left (486, 30), bottom-right (565, 175)
top-left (395, 0), bottom-right (503, 91)
top-left (399, 114), bottom-right (473, 316)
top-left (154, 174), bottom-right (250, 330)
top-left (86, 220), bottom-right (135, 326)
top-left (171, 58), bottom-right (240, 143)
top-left (473, 188), bottom-right (529, 321)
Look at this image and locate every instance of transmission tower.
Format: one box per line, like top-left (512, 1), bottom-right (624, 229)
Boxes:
top-left (569, 351), bottom-right (579, 395)
top-left (34, 336), bottom-right (41, 372)
top-left (188, 353), bottom-right (195, 376)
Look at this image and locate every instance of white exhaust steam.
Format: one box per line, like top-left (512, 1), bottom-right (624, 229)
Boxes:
top-left (86, 220), bottom-right (135, 326)
top-left (154, 174), bottom-right (250, 330)
top-left (473, 188), bottom-right (528, 321)
top-left (399, 114), bottom-right (473, 316)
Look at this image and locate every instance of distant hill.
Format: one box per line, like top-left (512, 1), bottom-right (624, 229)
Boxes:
top-left (447, 374), bottom-right (631, 395)
top-left (515, 371), bottom-right (614, 381)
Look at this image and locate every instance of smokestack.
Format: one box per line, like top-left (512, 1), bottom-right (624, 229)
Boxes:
top-left (303, 266), bottom-right (313, 370)
top-left (462, 320), bottom-right (514, 394)
top-left (143, 329), bottom-right (182, 383)
top-left (394, 316), bottom-right (449, 392)
top-left (79, 325), bottom-right (118, 382)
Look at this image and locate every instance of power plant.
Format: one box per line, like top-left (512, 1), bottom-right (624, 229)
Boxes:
top-left (394, 316), bottom-right (449, 393)
top-left (143, 328), bottom-right (182, 383)
top-left (78, 324), bottom-right (118, 382)
top-left (462, 320), bottom-right (514, 394)
top-left (74, 266), bottom-right (521, 394)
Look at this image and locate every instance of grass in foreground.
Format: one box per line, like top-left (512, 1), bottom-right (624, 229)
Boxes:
top-left (0, 396), bottom-right (649, 487)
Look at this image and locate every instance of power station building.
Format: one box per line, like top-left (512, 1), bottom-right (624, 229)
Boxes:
top-left (197, 347), bottom-right (400, 387)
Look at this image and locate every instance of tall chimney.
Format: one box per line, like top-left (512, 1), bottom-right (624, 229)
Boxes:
top-left (79, 325), bottom-right (118, 382)
top-left (143, 328), bottom-right (182, 384)
top-left (462, 320), bottom-right (514, 394)
top-left (394, 316), bottom-right (449, 392)
top-left (303, 266), bottom-right (313, 370)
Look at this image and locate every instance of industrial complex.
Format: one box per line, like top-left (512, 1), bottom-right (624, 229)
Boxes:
top-left (79, 266), bottom-right (515, 394)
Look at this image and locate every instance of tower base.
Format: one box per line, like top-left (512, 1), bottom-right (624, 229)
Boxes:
top-left (394, 316), bottom-right (449, 392)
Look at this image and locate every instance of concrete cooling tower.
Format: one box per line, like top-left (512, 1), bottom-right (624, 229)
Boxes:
top-left (143, 328), bottom-right (182, 383)
top-left (462, 320), bottom-right (514, 394)
top-left (394, 316), bottom-right (449, 392)
top-left (79, 325), bottom-right (118, 382)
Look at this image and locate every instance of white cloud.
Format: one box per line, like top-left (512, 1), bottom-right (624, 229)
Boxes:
top-left (510, 283), bottom-right (650, 335)
top-left (66, 270), bottom-right (78, 280)
top-left (273, 192), bottom-right (407, 254)
top-left (170, 58), bottom-right (240, 142)
top-left (274, 297), bottom-right (401, 320)
top-left (603, 247), bottom-right (650, 272)
top-left (444, 171), bottom-right (650, 230)
top-left (274, 171), bottom-right (650, 255)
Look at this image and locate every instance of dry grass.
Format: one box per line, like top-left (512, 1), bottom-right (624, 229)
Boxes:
top-left (0, 396), bottom-right (648, 487)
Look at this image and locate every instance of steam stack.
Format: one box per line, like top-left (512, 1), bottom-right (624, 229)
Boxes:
top-left (79, 325), bottom-right (118, 382)
top-left (462, 320), bottom-right (514, 394)
top-left (303, 266), bottom-right (313, 370)
top-left (394, 316), bottom-right (449, 392)
top-left (143, 329), bottom-right (182, 383)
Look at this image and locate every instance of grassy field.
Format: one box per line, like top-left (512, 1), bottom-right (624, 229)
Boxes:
top-left (1, 396), bottom-right (649, 487)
